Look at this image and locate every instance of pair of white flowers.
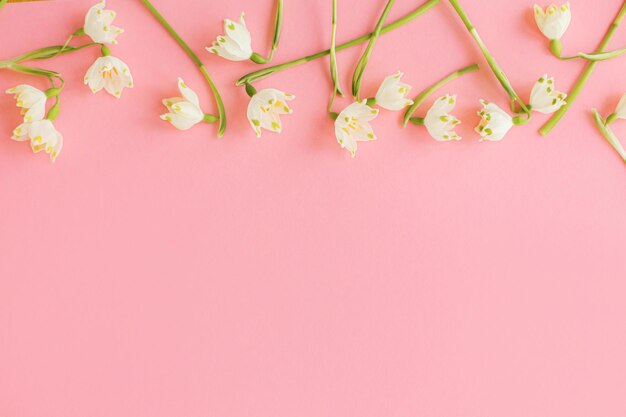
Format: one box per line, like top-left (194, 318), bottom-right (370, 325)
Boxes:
top-left (83, 1), bottom-right (134, 98)
top-left (476, 74), bottom-right (567, 141)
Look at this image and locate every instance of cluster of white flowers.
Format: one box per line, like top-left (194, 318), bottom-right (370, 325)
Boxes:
top-left (5, 1), bottom-right (133, 162)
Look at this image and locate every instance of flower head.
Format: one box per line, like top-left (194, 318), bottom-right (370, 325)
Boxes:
top-left (12, 119), bottom-right (63, 162)
top-left (246, 88), bottom-right (295, 137)
top-left (84, 55), bottom-right (133, 98)
top-left (529, 74), bottom-right (567, 114)
top-left (335, 100), bottom-right (379, 157)
top-left (84, 0), bottom-right (124, 44)
top-left (5, 84), bottom-right (47, 122)
top-left (424, 94), bottom-right (461, 141)
top-left (160, 78), bottom-right (205, 130)
top-left (614, 94), bottom-right (626, 119)
top-left (206, 13), bottom-right (253, 61)
top-left (475, 100), bottom-right (514, 141)
top-left (534, 2), bottom-right (571, 40)
top-left (374, 71), bottom-right (414, 111)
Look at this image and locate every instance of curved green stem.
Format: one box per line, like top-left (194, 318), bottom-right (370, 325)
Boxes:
top-left (540, 2), bottom-right (626, 136)
top-left (403, 63), bottom-right (479, 127)
top-left (236, 0), bottom-right (441, 86)
top-left (448, 0), bottom-right (530, 119)
top-left (351, 0), bottom-right (394, 100)
top-left (592, 109), bottom-right (626, 162)
top-left (329, 0), bottom-right (343, 111)
top-left (557, 48), bottom-right (626, 61)
top-left (140, 0), bottom-right (226, 137)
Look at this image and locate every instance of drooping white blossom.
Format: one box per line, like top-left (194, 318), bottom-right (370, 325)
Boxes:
top-left (374, 71), bottom-right (414, 111)
top-left (334, 100), bottom-right (379, 157)
top-left (84, 55), bottom-right (134, 98)
top-left (423, 94), bottom-right (462, 141)
top-left (206, 13), bottom-right (253, 61)
top-left (534, 2), bottom-right (571, 40)
top-left (160, 78), bottom-right (205, 130)
top-left (84, 0), bottom-right (124, 44)
top-left (246, 88), bottom-right (295, 137)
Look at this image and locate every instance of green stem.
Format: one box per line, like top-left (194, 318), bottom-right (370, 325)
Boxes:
top-left (140, 0), bottom-right (226, 137)
top-left (269, 0), bottom-right (283, 62)
top-left (558, 48), bottom-right (626, 61)
top-left (0, 0), bottom-right (8, 10)
top-left (0, 43), bottom-right (98, 67)
top-left (329, 0), bottom-right (343, 111)
top-left (592, 109), bottom-right (626, 162)
top-left (236, 0), bottom-right (441, 86)
top-left (447, 0), bottom-right (530, 118)
top-left (540, 1), bottom-right (626, 136)
top-left (403, 63), bottom-right (479, 126)
top-left (351, 0), bottom-right (394, 100)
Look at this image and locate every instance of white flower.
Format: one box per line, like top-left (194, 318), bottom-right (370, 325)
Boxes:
top-left (246, 88), bottom-right (295, 137)
top-left (335, 100), bottom-right (379, 157)
top-left (529, 74), bottom-right (567, 114)
top-left (534, 2), bottom-right (571, 40)
top-left (206, 13), bottom-right (253, 61)
top-left (84, 55), bottom-right (133, 98)
top-left (12, 119), bottom-right (63, 162)
top-left (475, 100), bottom-right (514, 141)
top-left (614, 94), bottom-right (626, 119)
top-left (160, 78), bottom-right (205, 130)
top-left (423, 94), bottom-right (461, 141)
top-left (374, 71), bottom-right (414, 111)
top-left (84, 0), bottom-right (124, 44)
top-left (5, 84), bottom-right (47, 122)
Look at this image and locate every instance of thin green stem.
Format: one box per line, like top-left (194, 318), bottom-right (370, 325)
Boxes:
top-left (140, 0), bottom-right (226, 137)
top-left (540, 1), bottom-right (626, 136)
top-left (403, 63), bottom-right (479, 126)
top-left (236, 0), bottom-right (441, 86)
top-left (447, 0), bottom-right (530, 119)
top-left (592, 109), bottom-right (626, 162)
top-left (269, 0), bottom-right (283, 62)
top-left (558, 48), bottom-right (626, 61)
top-left (329, 0), bottom-right (343, 111)
top-left (351, 0), bottom-right (394, 100)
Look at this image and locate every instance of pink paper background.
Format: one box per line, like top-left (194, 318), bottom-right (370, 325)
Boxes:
top-left (2, 0), bottom-right (626, 416)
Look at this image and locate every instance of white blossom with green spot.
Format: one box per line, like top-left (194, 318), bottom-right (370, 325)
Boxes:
top-left (334, 100), bottom-right (379, 157)
top-left (424, 94), bottom-right (462, 142)
top-left (247, 88), bottom-right (295, 137)
top-left (534, 2), bottom-right (571, 40)
top-left (5, 84), bottom-right (47, 123)
top-left (475, 100), bottom-right (513, 142)
top-left (529, 74), bottom-right (567, 114)
top-left (84, 55), bottom-right (133, 98)
top-left (160, 78), bottom-right (205, 130)
top-left (206, 13), bottom-right (253, 61)
top-left (374, 71), bottom-right (414, 111)
top-left (84, 0), bottom-right (124, 45)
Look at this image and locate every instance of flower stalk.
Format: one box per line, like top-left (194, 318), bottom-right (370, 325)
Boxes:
top-left (351, 0), bottom-right (394, 100)
top-left (329, 0), bottom-right (343, 111)
top-left (592, 109), bottom-right (626, 162)
top-left (540, 1), bottom-right (626, 136)
top-left (140, 0), bottom-right (226, 137)
top-left (447, 0), bottom-right (530, 122)
top-left (403, 63), bottom-right (478, 126)
top-left (236, 0), bottom-right (441, 86)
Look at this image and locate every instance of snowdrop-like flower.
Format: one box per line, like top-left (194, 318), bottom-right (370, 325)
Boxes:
top-left (613, 94), bottom-right (626, 119)
top-left (423, 94), bottom-right (461, 141)
top-left (5, 84), bottom-right (47, 122)
top-left (12, 119), bottom-right (63, 162)
top-left (374, 71), bottom-right (414, 111)
top-left (84, 0), bottom-right (124, 44)
top-left (247, 88), bottom-right (295, 137)
top-left (529, 74), bottom-right (567, 114)
top-left (84, 55), bottom-right (133, 98)
top-left (335, 100), bottom-right (379, 157)
top-left (475, 100), bottom-right (514, 141)
top-left (534, 2), bottom-right (571, 40)
top-left (206, 13), bottom-right (253, 61)
top-left (160, 78), bottom-right (205, 130)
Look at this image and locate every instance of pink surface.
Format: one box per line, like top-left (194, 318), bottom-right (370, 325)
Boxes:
top-left (2, 0), bottom-right (626, 416)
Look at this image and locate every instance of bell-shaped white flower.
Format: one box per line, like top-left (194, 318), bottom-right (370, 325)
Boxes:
top-left (84, 55), bottom-right (133, 98)
top-left (475, 100), bottom-right (514, 142)
top-left (160, 78), bottom-right (205, 130)
top-left (84, 0), bottom-right (124, 44)
top-left (534, 2), bottom-right (571, 40)
top-left (206, 13), bottom-right (253, 61)
top-left (374, 71), bottom-right (414, 111)
top-left (246, 88), bottom-right (295, 137)
top-left (5, 84), bottom-right (47, 122)
top-left (12, 119), bottom-right (63, 162)
top-left (529, 74), bottom-right (567, 114)
top-left (423, 94), bottom-right (461, 141)
top-left (614, 94), bottom-right (626, 119)
top-left (335, 100), bottom-right (379, 157)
